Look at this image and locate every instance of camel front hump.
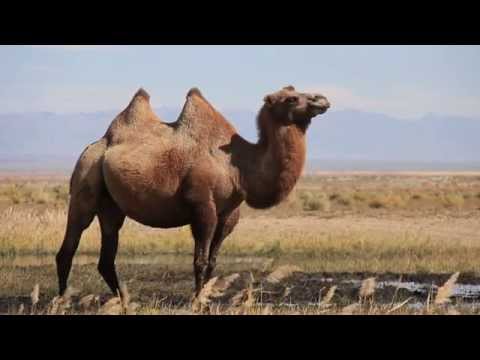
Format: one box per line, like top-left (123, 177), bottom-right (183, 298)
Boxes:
top-left (102, 143), bottom-right (192, 228)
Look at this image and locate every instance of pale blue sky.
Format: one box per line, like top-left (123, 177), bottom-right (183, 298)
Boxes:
top-left (1, 45), bottom-right (479, 119)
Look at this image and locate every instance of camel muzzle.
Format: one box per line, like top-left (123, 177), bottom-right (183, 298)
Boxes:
top-left (308, 97), bottom-right (330, 116)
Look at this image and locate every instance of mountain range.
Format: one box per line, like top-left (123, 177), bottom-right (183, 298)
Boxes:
top-left (1, 108), bottom-right (479, 172)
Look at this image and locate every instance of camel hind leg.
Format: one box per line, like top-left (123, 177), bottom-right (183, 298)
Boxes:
top-left (56, 139), bottom-right (107, 295)
top-left (97, 193), bottom-right (125, 295)
top-left (56, 192), bottom-right (96, 295)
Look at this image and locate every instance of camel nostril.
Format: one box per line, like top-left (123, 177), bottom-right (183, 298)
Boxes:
top-left (310, 94), bottom-right (328, 104)
top-left (317, 98), bottom-right (330, 109)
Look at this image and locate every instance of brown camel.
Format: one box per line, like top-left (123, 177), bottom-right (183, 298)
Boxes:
top-left (56, 85), bottom-right (330, 297)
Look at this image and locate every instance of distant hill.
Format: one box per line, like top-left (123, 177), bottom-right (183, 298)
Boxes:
top-left (1, 108), bottom-right (479, 172)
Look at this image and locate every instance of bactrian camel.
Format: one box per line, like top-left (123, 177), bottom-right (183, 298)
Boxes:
top-left (56, 86), bottom-right (330, 297)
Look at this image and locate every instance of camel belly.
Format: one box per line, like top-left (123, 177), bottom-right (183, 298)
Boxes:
top-left (102, 144), bottom-right (191, 228)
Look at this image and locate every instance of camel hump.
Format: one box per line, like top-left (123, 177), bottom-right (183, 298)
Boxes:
top-left (186, 87), bottom-right (204, 99)
top-left (133, 87), bottom-right (150, 102)
top-left (115, 87), bottom-right (155, 127)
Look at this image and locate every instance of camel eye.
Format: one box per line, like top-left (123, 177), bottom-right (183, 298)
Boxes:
top-left (285, 96), bottom-right (298, 104)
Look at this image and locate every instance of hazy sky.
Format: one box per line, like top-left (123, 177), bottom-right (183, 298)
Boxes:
top-left (1, 45), bottom-right (479, 119)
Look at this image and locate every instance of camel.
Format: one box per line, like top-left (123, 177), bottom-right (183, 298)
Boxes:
top-left (55, 85), bottom-right (330, 297)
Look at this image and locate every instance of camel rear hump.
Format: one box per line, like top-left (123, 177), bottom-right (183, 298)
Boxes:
top-left (176, 87), bottom-right (237, 143)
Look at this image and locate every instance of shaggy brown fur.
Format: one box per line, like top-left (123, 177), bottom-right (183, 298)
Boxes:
top-left (56, 85), bottom-right (330, 296)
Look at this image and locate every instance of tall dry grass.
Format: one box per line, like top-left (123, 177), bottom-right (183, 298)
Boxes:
top-left (12, 269), bottom-right (470, 315)
top-left (2, 205), bottom-right (480, 274)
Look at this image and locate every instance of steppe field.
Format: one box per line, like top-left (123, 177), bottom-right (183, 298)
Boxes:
top-left (1, 171), bottom-right (480, 315)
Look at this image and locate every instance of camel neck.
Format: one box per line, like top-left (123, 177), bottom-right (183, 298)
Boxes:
top-left (240, 107), bottom-right (306, 209)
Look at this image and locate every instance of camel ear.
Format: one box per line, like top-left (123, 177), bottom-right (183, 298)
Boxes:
top-left (263, 94), bottom-right (274, 106)
top-left (283, 85), bottom-right (295, 91)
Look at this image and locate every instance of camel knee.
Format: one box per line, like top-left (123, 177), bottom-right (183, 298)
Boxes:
top-left (194, 256), bottom-right (208, 273)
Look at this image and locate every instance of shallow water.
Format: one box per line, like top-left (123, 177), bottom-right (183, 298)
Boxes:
top-left (343, 278), bottom-right (480, 300)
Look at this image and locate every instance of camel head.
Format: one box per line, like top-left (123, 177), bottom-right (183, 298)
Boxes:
top-left (263, 85), bottom-right (330, 128)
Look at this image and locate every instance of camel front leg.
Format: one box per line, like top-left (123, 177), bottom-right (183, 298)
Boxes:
top-left (190, 201), bottom-right (218, 296)
top-left (205, 207), bottom-right (240, 282)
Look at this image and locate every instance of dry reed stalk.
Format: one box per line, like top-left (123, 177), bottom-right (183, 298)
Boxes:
top-left (386, 297), bottom-right (412, 314)
top-left (319, 286), bottom-right (337, 308)
top-left (119, 283), bottom-right (130, 308)
top-left (212, 273), bottom-right (240, 296)
top-left (192, 273), bottom-right (240, 313)
top-left (242, 283), bottom-right (255, 312)
top-left (425, 286), bottom-right (432, 314)
top-left (192, 276), bottom-right (219, 312)
top-left (30, 284), bottom-right (40, 307)
top-left (230, 272), bottom-right (255, 314)
top-left (265, 265), bottom-right (301, 284)
top-left (389, 275), bottom-right (403, 307)
top-left (359, 277), bottom-right (376, 300)
top-left (434, 272), bottom-right (460, 305)
top-left (282, 286), bottom-right (292, 299)
top-left (17, 303), bottom-right (24, 315)
top-left (30, 284), bottom-right (40, 314)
